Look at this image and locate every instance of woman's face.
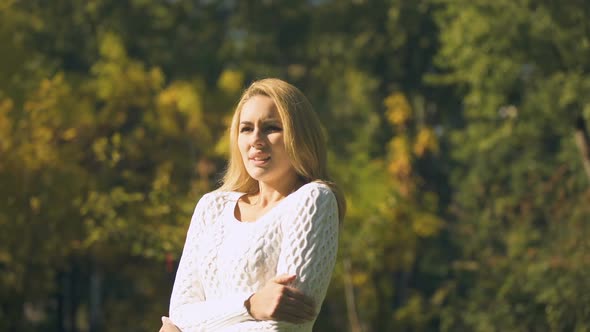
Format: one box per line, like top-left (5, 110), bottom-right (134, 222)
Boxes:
top-left (238, 95), bottom-right (297, 186)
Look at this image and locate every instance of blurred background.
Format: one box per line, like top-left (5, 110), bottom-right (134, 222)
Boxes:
top-left (1, 0), bottom-right (589, 331)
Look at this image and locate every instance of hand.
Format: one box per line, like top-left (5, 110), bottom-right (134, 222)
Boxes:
top-left (159, 316), bottom-right (180, 332)
top-left (245, 274), bottom-right (317, 324)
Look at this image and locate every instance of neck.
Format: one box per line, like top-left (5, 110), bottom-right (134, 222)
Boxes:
top-left (254, 176), bottom-right (303, 207)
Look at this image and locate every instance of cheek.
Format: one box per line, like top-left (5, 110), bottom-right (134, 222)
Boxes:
top-left (237, 137), bottom-right (249, 156)
top-left (237, 135), bottom-right (246, 148)
top-left (270, 135), bottom-right (289, 160)
top-left (268, 133), bottom-right (285, 147)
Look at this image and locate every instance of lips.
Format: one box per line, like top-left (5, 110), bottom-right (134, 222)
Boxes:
top-left (250, 156), bottom-right (270, 161)
top-left (249, 152), bottom-right (270, 160)
top-left (249, 153), bottom-right (270, 166)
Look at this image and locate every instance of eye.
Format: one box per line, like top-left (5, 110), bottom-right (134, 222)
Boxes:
top-left (265, 125), bottom-right (282, 133)
top-left (239, 126), bottom-right (253, 133)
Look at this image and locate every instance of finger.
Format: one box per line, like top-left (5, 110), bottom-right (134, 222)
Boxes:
top-left (284, 287), bottom-right (316, 310)
top-left (275, 312), bottom-right (309, 324)
top-left (160, 324), bottom-right (179, 332)
top-left (280, 292), bottom-right (317, 319)
top-left (273, 300), bottom-right (316, 323)
top-left (273, 274), bottom-right (296, 284)
top-left (287, 298), bottom-right (317, 320)
top-left (160, 317), bottom-right (178, 332)
top-left (272, 306), bottom-right (310, 324)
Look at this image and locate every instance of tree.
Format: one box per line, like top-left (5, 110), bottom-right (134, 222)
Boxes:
top-left (434, 0), bottom-right (590, 330)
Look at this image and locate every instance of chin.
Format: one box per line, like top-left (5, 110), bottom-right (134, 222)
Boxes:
top-left (246, 170), bottom-right (268, 181)
top-left (247, 171), bottom-right (280, 184)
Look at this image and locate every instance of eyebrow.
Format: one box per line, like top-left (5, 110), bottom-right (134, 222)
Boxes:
top-left (239, 119), bottom-right (282, 125)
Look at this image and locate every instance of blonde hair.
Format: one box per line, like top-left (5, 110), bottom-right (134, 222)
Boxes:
top-left (218, 78), bottom-right (346, 222)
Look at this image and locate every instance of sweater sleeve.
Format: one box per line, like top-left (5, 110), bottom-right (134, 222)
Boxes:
top-left (276, 184), bottom-right (339, 314)
top-left (169, 193), bottom-right (253, 332)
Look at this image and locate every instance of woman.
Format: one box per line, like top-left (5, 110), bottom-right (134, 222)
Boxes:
top-left (160, 78), bottom-right (345, 331)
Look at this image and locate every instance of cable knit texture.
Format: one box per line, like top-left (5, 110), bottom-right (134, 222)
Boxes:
top-left (169, 182), bottom-right (339, 332)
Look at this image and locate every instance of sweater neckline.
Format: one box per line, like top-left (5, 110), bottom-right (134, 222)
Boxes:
top-left (227, 191), bottom-right (293, 225)
top-left (225, 182), bottom-right (315, 225)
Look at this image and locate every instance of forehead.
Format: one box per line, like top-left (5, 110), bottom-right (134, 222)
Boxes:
top-left (240, 95), bottom-right (281, 122)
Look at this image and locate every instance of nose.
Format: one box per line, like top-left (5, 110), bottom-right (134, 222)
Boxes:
top-left (251, 127), bottom-right (265, 148)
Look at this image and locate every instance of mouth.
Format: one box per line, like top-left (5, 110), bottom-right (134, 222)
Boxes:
top-left (249, 155), bottom-right (271, 166)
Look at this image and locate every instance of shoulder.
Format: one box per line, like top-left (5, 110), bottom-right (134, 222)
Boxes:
top-left (199, 190), bottom-right (243, 206)
top-left (282, 181), bottom-right (339, 231)
top-left (295, 181), bottom-right (336, 202)
top-left (192, 190), bottom-right (242, 222)
top-left (289, 181), bottom-right (338, 215)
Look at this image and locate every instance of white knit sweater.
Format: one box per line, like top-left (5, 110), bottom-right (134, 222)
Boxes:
top-left (169, 182), bottom-right (339, 332)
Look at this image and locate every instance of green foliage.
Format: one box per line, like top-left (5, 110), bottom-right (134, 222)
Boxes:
top-left (435, 0), bottom-right (590, 330)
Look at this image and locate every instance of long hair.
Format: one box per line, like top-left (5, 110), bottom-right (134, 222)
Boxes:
top-left (218, 78), bottom-right (346, 222)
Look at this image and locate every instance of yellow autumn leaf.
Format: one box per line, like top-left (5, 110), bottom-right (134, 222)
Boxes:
top-left (157, 81), bottom-right (204, 135)
top-left (93, 137), bottom-right (108, 162)
top-left (61, 128), bottom-right (77, 141)
top-left (0, 99), bottom-right (14, 152)
top-left (217, 69), bottom-right (244, 94)
top-left (29, 196), bottom-right (41, 213)
top-left (389, 136), bottom-right (410, 155)
top-left (388, 154), bottom-right (412, 178)
top-left (152, 161), bottom-right (173, 191)
top-left (412, 214), bottom-right (443, 237)
top-left (387, 136), bottom-right (412, 178)
top-left (157, 86), bottom-right (178, 108)
top-left (214, 114), bottom-right (233, 157)
top-left (384, 92), bottom-right (412, 127)
top-left (99, 32), bottom-right (126, 61)
top-left (351, 271), bottom-right (369, 286)
top-left (414, 127), bottom-right (439, 157)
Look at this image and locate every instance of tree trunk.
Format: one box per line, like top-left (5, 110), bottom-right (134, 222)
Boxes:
top-left (574, 115), bottom-right (590, 182)
top-left (343, 258), bottom-right (363, 332)
top-left (89, 265), bottom-right (103, 332)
